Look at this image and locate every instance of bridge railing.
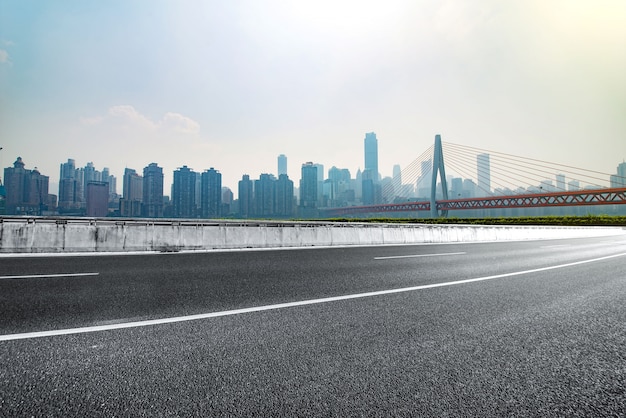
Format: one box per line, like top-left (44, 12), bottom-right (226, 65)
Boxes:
top-left (322, 187), bottom-right (626, 216)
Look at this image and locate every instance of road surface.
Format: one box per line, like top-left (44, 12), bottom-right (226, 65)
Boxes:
top-left (1, 235), bottom-right (625, 416)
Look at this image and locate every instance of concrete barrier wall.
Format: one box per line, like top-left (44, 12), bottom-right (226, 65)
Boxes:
top-left (0, 217), bottom-right (624, 253)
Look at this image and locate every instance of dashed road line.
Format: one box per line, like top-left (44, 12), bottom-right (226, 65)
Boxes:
top-left (375, 252), bottom-right (466, 260)
top-left (0, 273), bottom-right (100, 280)
top-left (1, 252), bottom-right (625, 341)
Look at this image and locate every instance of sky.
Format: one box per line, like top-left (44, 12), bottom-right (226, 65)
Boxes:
top-left (1, 0), bottom-right (625, 196)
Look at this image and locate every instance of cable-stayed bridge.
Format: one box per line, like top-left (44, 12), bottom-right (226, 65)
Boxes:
top-left (323, 135), bottom-right (626, 218)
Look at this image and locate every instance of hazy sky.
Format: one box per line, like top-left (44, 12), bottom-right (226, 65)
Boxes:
top-left (1, 0), bottom-right (625, 195)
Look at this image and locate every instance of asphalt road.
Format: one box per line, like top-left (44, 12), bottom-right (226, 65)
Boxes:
top-left (1, 235), bottom-right (626, 416)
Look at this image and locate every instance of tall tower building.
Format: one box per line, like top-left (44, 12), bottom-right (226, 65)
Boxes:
top-left (222, 187), bottom-right (233, 215)
top-left (58, 159), bottom-right (77, 211)
top-left (123, 168), bottom-right (143, 201)
top-left (364, 132), bottom-right (379, 182)
top-left (416, 160), bottom-right (432, 198)
top-left (278, 154), bottom-right (288, 176)
top-left (556, 174), bottom-right (566, 191)
top-left (275, 174), bottom-right (294, 217)
top-left (393, 164), bottom-right (401, 183)
top-left (477, 153), bottom-right (491, 197)
top-left (83, 162), bottom-right (99, 198)
top-left (172, 166), bottom-right (197, 218)
top-left (4, 157), bottom-right (50, 215)
top-left (121, 168), bottom-right (143, 217)
top-left (238, 174), bottom-right (254, 218)
top-left (254, 174), bottom-right (276, 217)
top-left (611, 162), bottom-right (626, 188)
top-left (200, 167), bottom-right (222, 218)
top-left (300, 162), bottom-right (318, 209)
top-left (86, 182), bottom-right (109, 217)
top-left (142, 163), bottom-right (164, 218)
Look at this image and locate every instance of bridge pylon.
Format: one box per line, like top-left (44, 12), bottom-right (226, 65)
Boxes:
top-left (431, 134), bottom-right (449, 218)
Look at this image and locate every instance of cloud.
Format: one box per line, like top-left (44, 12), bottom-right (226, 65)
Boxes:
top-left (108, 105), bottom-right (157, 130)
top-left (0, 49), bottom-right (9, 63)
top-left (81, 105), bottom-right (200, 134)
top-left (161, 112), bottom-right (200, 134)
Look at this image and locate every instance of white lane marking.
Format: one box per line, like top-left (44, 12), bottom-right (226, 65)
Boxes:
top-left (540, 245), bottom-right (571, 249)
top-left (375, 252), bottom-right (466, 260)
top-left (1, 252), bottom-right (625, 342)
top-left (0, 273), bottom-right (100, 280)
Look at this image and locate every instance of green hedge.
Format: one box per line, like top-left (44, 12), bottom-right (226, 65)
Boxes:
top-left (324, 215), bottom-right (626, 227)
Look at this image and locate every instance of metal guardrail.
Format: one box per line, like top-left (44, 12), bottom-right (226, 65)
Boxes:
top-left (0, 216), bottom-right (420, 229)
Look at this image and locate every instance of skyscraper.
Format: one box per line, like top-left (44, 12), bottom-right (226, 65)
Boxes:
top-left (4, 157), bottom-right (50, 215)
top-left (477, 153), bottom-right (491, 197)
top-left (556, 174), bottom-right (566, 191)
top-left (123, 168), bottom-right (143, 201)
top-left (610, 162), bottom-right (626, 188)
top-left (275, 174), bottom-right (294, 217)
top-left (222, 187), bottom-right (233, 215)
top-left (200, 167), bottom-right (222, 218)
top-left (172, 166), bottom-right (197, 218)
top-left (86, 181), bottom-right (109, 217)
top-left (364, 132), bottom-right (379, 182)
top-left (142, 163), bottom-right (164, 218)
top-left (83, 162), bottom-right (99, 199)
top-left (238, 175), bottom-right (254, 218)
top-left (254, 174), bottom-right (275, 217)
top-left (300, 162), bottom-right (318, 209)
top-left (121, 168), bottom-right (143, 217)
top-left (278, 154), bottom-right (287, 176)
top-left (58, 159), bottom-right (78, 211)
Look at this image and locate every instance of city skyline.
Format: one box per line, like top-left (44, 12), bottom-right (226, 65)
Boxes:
top-left (1, 1), bottom-right (625, 197)
top-left (2, 145), bottom-right (626, 218)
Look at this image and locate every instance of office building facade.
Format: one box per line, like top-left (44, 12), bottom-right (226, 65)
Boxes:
top-left (477, 153), bottom-right (491, 197)
top-left (201, 167), bottom-right (222, 218)
top-left (172, 166), bottom-right (197, 218)
top-left (4, 157), bottom-right (50, 215)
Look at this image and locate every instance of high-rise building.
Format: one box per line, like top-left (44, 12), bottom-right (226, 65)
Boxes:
top-left (58, 159), bottom-right (78, 211)
top-left (451, 177), bottom-right (464, 198)
top-left (556, 174), bottom-right (566, 191)
top-left (416, 160), bottom-right (432, 198)
top-left (364, 132), bottom-right (379, 182)
top-left (74, 168), bottom-right (85, 205)
top-left (254, 174), bottom-right (276, 217)
top-left (83, 162), bottom-right (100, 199)
top-left (123, 168), bottom-right (143, 201)
top-left (361, 168), bottom-right (378, 205)
top-left (101, 167), bottom-right (117, 200)
top-left (300, 162), bottom-right (318, 209)
top-left (275, 174), bottom-right (294, 217)
top-left (121, 168), bottom-right (143, 217)
top-left (313, 163), bottom-right (324, 205)
top-left (172, 166), bottom-right (197, 218)
top-left (86, 181), bottom-right (109, 217)
top-left (222, 187), bottom-right (233, 215)
top-left (393, 164), bottom-right (401, 183)
top-left (200, 167), bottom-right (222, 218)
top-left (610, 162), bottom-right (626, 188)
top-left (477, 153), bottom-right (491, 197)
top-left (142, 163), bottom-right (164, 218)
top-left (4, 157), bottom-right (50, 215)
top-left (238, 175), bottom-right (254, 218)
top-left (278, 154), bottom-right (287, 176)
top-left (327, 166), bottom-right (352, 207)
top-left (568, 180), bottom-right (580, 191)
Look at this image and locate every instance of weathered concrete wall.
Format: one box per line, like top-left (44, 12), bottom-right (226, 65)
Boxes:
top-left (0, 217), bottom-right (623, 253)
